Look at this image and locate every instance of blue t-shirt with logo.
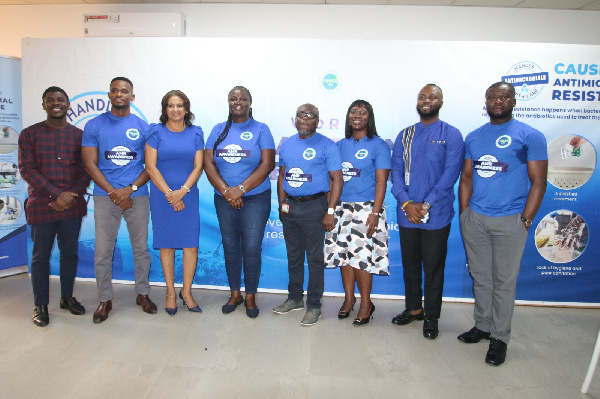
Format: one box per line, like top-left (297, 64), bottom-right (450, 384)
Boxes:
top-left (82, 112), bottom-right (150, 196)
top-left (338, 136), bottom-right (391, 202)
top-left (205, 119), bottom-right (275, 196)
top-left (279, 133), bottom-right (342, 196)
top-left (464, 118), bottom-right (547, 217)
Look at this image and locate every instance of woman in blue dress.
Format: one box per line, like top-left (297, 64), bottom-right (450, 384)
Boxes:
top-left (145, 90), bottom-right (204, 315)
top-left (324, 100), bottom-right (391, 325)
top-left (204, 86), bottom-right (275, 318)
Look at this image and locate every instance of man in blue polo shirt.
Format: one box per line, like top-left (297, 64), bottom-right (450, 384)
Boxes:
top-left (274, 103), bottom-right (343, 326)
top-left (391, 84), bottom-right (464, 340)
top-left (82, 77), bottom-right (157, 324)
top-left (458, 82), bottom-right (547, 366)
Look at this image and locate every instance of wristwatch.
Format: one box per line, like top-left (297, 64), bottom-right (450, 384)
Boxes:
top-left (239, 185), bottom-right (246, 194)
top-left (422, 202), bottom-right (431, 211)
top-left (521, 216), bottom-right (532, 227)
top-left (130, 184), bottom-right (138, 192)
top-left (327, 207), bottom-right (335, 215)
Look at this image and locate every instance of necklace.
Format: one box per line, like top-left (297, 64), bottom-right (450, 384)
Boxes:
top-left (166, 121), bottom-right (185, 132)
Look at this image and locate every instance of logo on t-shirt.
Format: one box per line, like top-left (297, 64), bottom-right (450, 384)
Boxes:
top-left (355, 149), bottom-right (368, 159)
top-left (473, 155), bottom-right (508, 178)
top-left (496, 135), bottom-right (512, 149)
top-left (342, 161), bottom-right (361, 182)
top-left (285, 167), bottom-right (312, 188)
top-left (303, 148), bottom-right (316, 160)
top-left (215, 144), bottom-right (250, 163)
top-left (105, 145), bottom-right (136, 166)
top-left (126, 128), bottom-right (140, 140)
top-left (241, 131), bottom-right (253, 141)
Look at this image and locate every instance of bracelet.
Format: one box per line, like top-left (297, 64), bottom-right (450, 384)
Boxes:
top-left (181, 185), bottom-right (190, 193)
top-left (167, 189), bottom-right (173, 194)
top-left (370, 212), bottom-right (380, 218)
top-left (401, 200), bottom-right (412, 211)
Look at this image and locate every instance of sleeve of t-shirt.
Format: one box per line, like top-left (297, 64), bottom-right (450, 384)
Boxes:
top-left (194, 126), bottom-right (205, 150)
top-left (205, 124), bottom-right (221, 150)
top-left (324, 140), bottom-right (342, 172)
top-left (278, 141), bottom-right (288, 168)
top-left (464, 132), bottom-right (473, 160)
top-left (526, 129), bottom-right (548, 161)
top-left (258, 123), bottom-right (276, 150)
top-left (146, 124), bottom-right (160, 150)
top-left (81, 118), bottom-right (99, 148)
top-left (374, 139), bottom-right (391, 170)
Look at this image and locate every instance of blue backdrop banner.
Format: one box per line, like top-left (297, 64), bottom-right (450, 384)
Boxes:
top-left (20, 38), bottom-right (600, 305)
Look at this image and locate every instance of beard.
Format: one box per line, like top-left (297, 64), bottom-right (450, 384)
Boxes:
top-left (297, 128), bottom-right (316, 137)
top-left (111, 102), bottom-right (128, 110)
top-left (488, 108), bottom-right (513, 120)
top-left (416, 104), bottom-right (440, 119)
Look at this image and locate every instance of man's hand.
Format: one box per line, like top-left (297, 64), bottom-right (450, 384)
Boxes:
top-left (109, 186), bottom-right (133, 207)
top-left (48, 200), bottom-right (66, 212)
top-left (118, 198), bottom-right (134, 211)
top-left (323, 214), bottom-right (335, 231)
top-left (56, 191), bottom-right (78, 210)
top-left (404, 202), bottom-right (427, 224)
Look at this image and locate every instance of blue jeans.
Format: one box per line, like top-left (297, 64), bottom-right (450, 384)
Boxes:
top-left (30, 217), bottom-right (82, 306)
top-left (280, 194), bottom-right (327, 310)
top-left (214, 189), bottom-right (271, 294)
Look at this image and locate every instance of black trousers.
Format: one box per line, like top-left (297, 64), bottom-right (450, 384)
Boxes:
top-left (30, 217), bottom-right (82, 306)
top-left (399, 223), bottom-right (451, 318)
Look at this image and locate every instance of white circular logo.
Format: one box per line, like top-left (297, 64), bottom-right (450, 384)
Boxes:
top-left (342, 162), bottom-right (354, 182)
top-left (303, 148), bottom-right (316, 161)
top-left (475, 154), bottom-right (500, 178)
top-left (222, 144), bottom-right (244, 164)
top-left (287, 167), bottom-right (305, 188)
top-left (355, 149), bottom-right (368, 159)
top-left (240, 131), bottom-right (253, 141)
top-left (107, 145), bottom-right (134, 166)
top-left (126, 128), bottom-right (140, 140)
top-left (496, 135), bottom-right (511, 149)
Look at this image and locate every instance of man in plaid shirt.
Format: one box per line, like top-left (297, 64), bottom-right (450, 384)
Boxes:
top-left (18, 86), bottom-right (91, 327)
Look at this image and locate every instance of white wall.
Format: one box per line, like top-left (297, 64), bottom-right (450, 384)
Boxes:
top-left (1, 3), bottom-right (600, 58)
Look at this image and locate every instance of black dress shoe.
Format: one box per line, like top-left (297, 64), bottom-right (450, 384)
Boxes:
top-left (33, 305), bottom-right (49, 327)
top-left (391, 308), bottom-right (424, 325)
top-left (457, 326), bottom-right (491, 343)
top-left (485, 338), bottom-right (508, 366)
top-left (60, 297), bottom-right (86, 315)
top-left (423, 317), bottom-right (439, 339)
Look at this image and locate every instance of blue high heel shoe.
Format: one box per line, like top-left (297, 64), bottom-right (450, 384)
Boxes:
top-left (165, 294), bottom-right (177, 316)
top-left (179, 291), bottom-right (202, 313)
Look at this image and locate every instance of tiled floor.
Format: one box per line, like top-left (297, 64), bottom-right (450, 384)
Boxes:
top-left (0, 272), bottom-right (599, 399)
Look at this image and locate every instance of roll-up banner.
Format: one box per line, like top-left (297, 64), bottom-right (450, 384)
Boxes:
top-left (0, 55), bottom-right (27, 277)
top-left (21, 38), bottom-right (600, 305)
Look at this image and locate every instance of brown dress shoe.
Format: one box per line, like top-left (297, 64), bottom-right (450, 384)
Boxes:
top-left (93, 300), bottom-right (112, 324)
top-left (136, 294), bottom-right (158, 314)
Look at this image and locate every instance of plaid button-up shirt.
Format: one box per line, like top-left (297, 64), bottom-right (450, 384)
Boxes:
top-left (18, 121), bottom-right (91, 225)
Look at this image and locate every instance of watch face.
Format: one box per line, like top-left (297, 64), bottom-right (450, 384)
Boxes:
top-left (131, 184), bottom-right (138, 191)
top-left (327, 208), bottom-right (335, 215)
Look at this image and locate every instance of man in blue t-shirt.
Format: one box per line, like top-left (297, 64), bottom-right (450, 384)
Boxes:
top-left (458, 82), bottom-right (547, 366)
top-left (391, 84), bottom-right (464, 340)
top-left (82, 77), bottom-right (156, 324)
top-left (274, 103), bottom-right (343, 326)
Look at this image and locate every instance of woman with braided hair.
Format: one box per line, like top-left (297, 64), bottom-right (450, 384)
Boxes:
top-left (204, 86), bottom-right (275, 318)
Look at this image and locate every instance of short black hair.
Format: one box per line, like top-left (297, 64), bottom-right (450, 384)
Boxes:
top-left (42, 86), bottom-right (69, 102)
top-left (111, 76), bottom-right (134, 89)
top-left (486, 81), bottom-right (515, 97)
top-left (423, 83), bottom-right (443, 98)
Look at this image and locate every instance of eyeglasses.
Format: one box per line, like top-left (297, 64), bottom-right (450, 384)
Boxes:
top-left (296, 112), bottom-right (318, 120)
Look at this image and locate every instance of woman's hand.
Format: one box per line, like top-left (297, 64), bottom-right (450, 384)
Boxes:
top-left (366, 213), bottom-right (380, 236)
top-left (229, 198), bottom-right (243, 210)
top-left (171, 199), bottom-right (185, 212)
top-left (223, 185), bottom-right (244, 203)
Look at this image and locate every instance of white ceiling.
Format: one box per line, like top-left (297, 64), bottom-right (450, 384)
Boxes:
top-left (0, 0), bottom-right (599, 10)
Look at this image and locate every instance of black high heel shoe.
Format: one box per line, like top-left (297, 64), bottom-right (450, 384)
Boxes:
top-left (338, 297), bottom-right (357, 319)
top-left (179, 291), bottom-right (202, 313)
top-left (353, 303), bottom-right (375, 326)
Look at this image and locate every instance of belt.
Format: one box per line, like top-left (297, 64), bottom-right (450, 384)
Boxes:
top-left (287, 192), bottom-right (326, 202)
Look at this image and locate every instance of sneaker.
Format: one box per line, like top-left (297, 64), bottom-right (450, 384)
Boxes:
top-left (301, 308), bottom-right (321, 326)
top-left (273, 299), bottom-right (304, 314)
